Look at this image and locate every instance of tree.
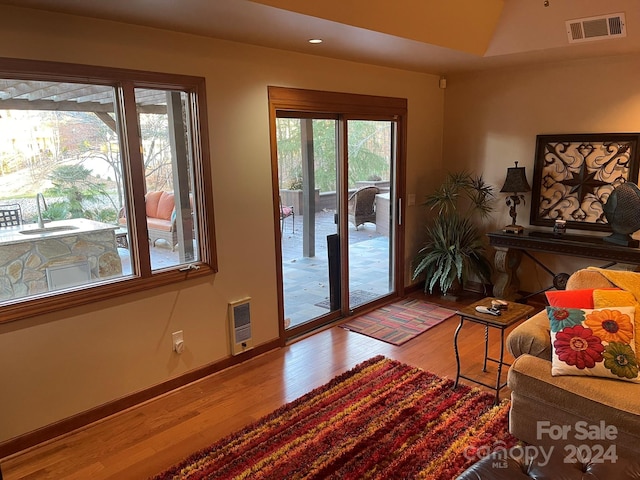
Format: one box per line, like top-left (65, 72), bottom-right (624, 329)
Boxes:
top-left (44, 164), bottom-right (116, 221)
top-left (139, 112), bottom-right (173, 193)
top-left (57, 111), bottom-right (125, 209)
top-left (275, 118), bottom-right (391, 192)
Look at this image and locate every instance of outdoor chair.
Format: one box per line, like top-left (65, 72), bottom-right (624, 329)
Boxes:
top-left (348, 186), bottom-right (379, 230)
top-left (280, 197), bottom-right (295, 233)
top-left (0, 203), bottom-right (22, 228)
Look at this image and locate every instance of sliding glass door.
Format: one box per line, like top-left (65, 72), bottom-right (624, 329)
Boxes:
top-left (276, 116), bottom-right (340, 328)
top-left (346, 120), bottom-right (396, 310)
top-left (269, 87), bottom-right (406, 338)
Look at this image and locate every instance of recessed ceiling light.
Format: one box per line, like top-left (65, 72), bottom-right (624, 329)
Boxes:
top-left (308, 39), bottom-right (323, 44)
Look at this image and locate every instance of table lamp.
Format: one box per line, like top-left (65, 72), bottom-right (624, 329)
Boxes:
top-left (500, 161), bottom-right (531, 233)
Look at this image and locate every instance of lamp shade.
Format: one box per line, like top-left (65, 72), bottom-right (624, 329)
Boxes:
top-left (500, 161), bottom-right (531, 193)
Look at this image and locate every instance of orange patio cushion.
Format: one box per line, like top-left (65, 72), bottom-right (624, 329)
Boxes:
top-left (156, 192), bottom-right (175, 221)
top-left (146, 217), bottom-right (173, 231)
top-left (145, 191), bottom-right (163, 218)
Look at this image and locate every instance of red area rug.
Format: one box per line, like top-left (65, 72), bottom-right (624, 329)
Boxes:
top-left (151, 356), bottom-right (516, 480)
top-left (341, 298), bottom-right (456, 345)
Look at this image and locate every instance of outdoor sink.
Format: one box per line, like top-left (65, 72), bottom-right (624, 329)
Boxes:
top-left (19, 225), bottom-right (80, 235)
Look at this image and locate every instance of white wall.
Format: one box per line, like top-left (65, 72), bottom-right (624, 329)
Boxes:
top-left (444, 54), bottom-right (640, 293)
top-left (0, 6), bottom-right (444, 442)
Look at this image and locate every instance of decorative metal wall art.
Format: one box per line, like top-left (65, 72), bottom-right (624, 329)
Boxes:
top-left (530, 133), bottom-right (640, 232)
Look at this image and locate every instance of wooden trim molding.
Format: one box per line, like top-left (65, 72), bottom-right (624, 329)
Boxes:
top-left (0, 56), bottom-right (217, 324)
top-left (268, 86), bottom-right (407, 117)
top-left (0, 340), bottom-right (280, 459)
top-left (268, 85), bottom-right (408, 342)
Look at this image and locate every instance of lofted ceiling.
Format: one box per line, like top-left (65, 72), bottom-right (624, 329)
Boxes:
top-left (0, 0), bottom-right (639, 74)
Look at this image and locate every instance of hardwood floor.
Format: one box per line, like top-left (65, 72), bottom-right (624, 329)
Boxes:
top-left (1, 292), bottom-right (541, 480)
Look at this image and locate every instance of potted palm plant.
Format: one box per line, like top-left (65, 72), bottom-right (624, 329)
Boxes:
top-left (412, 171), bottom-right (494, 295)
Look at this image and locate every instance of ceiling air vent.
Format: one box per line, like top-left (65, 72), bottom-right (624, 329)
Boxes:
top-left (566, 12), bottom-right (626, 44)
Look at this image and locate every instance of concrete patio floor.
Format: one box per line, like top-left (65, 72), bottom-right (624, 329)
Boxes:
top-left (118, 238), bottom-right (193, 275)
top-left (280, 210), bottom-right (392, 328)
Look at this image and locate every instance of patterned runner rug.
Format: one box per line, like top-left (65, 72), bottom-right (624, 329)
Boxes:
top-left (341, 298), bottom-right (456, 345)
top-left (151, 356), bottom-right (516, 480)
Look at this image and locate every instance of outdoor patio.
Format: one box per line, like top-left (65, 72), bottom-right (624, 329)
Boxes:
top-left (281, 209), bottom-right (392, 328)
top-left (118, 238), bottom-right (189, 275)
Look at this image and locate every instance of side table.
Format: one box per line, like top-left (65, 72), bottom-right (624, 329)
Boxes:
top-left (453, 297), bottom-right (534, 404)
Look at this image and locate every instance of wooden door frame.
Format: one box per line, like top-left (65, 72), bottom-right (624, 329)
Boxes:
top-left (267, 86), bottom-right (408, 343)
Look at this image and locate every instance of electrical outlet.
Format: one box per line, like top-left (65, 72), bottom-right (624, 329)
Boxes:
top-left (172, 330), bottom-right (184, 354)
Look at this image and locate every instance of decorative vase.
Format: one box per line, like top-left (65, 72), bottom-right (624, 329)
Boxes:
top-left (602, 182), bottom-right (640, 248)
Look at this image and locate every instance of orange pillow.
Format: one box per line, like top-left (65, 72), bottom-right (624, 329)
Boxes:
top-left (546, 288), bottom-right (620, 309)
top-left (156, 192), bottom-right (175, 221)
top-left (546, 289), bottom-right (597, 309)
top-left (145, 191), bottom-right (163, 218)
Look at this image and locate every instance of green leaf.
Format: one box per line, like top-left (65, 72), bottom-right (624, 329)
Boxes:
top-left (413, 173), bottom-right (495, 294)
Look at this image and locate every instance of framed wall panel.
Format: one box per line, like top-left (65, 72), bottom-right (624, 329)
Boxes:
top-left (529, 133), bottom-right (640, 232)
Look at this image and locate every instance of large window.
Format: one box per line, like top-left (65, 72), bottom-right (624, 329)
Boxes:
top-left (0, 58), bottom-right (216, 322)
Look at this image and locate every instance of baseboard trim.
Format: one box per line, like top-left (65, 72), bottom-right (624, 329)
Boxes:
top-left (406, 280), bottom-right (490, 296)
top-left (404, 282), bottom-right (424, 294)
top-left (0, 339), bottom-right (280, 459)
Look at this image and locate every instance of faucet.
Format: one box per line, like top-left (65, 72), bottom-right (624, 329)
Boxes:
top-left (36, 193), bottom-right (47, 228)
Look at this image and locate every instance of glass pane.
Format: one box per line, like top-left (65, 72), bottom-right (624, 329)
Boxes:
top-left (134, 88), bottom-right (199, 270)
top-left (0, 79), bottom-right (130, 304)
top-left (347, 120), bottom-right (394, 308)
top-left (277, 117), bottom-right (338, 329)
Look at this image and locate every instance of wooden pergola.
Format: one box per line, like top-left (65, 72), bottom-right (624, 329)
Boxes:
top-left (0, 79), bottom-right (166, 113)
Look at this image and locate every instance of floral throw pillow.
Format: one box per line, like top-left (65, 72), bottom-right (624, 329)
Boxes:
top-left (547, 306), bottom-right (640, 382)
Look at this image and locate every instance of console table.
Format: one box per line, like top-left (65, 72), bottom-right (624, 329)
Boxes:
top-left (487, 229), bottom-right (640, 300)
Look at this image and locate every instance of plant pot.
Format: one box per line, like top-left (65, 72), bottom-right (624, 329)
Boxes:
top-left (441, 277), bottom-right (462, 299)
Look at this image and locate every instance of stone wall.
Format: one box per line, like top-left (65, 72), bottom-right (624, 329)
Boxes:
top-left (0, 230), bottom-right (122, 301)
